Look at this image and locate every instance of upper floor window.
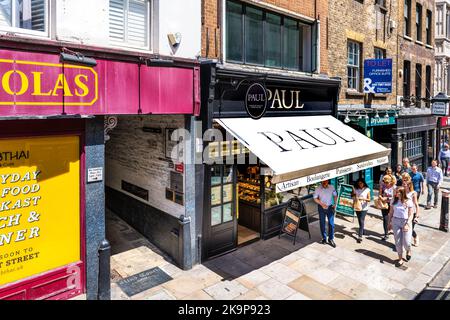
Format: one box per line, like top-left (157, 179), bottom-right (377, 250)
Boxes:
top-left (404, 0), bottom-right (411, 37)
top-left (347, 41), bottom-right (361, 91)
top-left (225, 0), bottom-right (317, 72)
top-left (426, 10), bottom-right (432, 45)
top-left (0, 0), bottom-right (48, 36)
top-left (109, 0), bottom-right (150, 49)
top-left (416, 3), bottom-right (422, 42)
top-left (374, 47), bottom-right (386, 59)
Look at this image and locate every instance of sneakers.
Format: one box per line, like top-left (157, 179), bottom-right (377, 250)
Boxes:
top-left (321, 238), bottom-right (327, 244)
top-left (433, 204), bottom-right (438, 209)
top-left (382, 235), bottom-right (388, 241)
top-left (357, 236), bottom-right (362, 243)
top-left (425, 205), bottom-right (432, 210)
top-left (328, 239), bottom-right (336, 248)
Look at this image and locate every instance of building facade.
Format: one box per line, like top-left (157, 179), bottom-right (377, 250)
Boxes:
top-left (0, 0), bottom-right (201, 300)
top-left (435, 0), bottom-right (450, 95)
top-left (328, 0), bottom-right (436, 188)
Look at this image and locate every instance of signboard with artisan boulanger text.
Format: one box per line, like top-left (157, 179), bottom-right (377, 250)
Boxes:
top-left (0, 136), bottom-right (81, 286)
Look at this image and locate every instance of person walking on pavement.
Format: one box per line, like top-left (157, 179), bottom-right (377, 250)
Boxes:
top-left (353, 178), bottom-right (371, 243)
top-left (313, 179), bottom-right (338, 248)
top-left (426, 159), bottom-right (444, 210)
top-left (379, 175), bottom-right (396, 241)
top-left (439, 144), bottom-right (450, 177)
top-left (402, 157), bottom-right (412, 175)
top-left (402, 172), bottom-right (421, 247)
top-left (409, 164), bottom-right (425, 201)
top-left (388, 187), bottom-right (414, 268)
top-left (394, 164), bottom-right (404, 187)
top-left (379, 167), bottom-right (395, 194)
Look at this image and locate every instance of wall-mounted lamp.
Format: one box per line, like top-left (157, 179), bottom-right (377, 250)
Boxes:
top-left (374, 110), bottom-right (380, 119)
top-left (146, 58), bottom-right (175, 67)
top-left (168, 32), bottom-right (182, 47)
top-left (60, 51), bottom-right (97, 67)
top-left (384, 111), bottom-right (390, 118)
top-left (344, 111), bottom-right (351, 124)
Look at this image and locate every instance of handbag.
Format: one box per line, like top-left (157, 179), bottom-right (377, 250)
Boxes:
top-left (374, 197), bottom-right (388, 210)
top-left (353, 197), bottom-right (363, 211)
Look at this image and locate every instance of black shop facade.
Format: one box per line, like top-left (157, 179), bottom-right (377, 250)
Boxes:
top-left (199, 63), bottom-right (390, 260)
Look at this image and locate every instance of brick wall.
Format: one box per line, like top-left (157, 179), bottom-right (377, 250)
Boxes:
top-left (328, 0), bottom-right (400, 107)
top-left (105, 115), bottom-right (186, 218)
top-left (398, 0), bottom-right (435, 104)
top-left (202, 0), bottom-right (329, 73)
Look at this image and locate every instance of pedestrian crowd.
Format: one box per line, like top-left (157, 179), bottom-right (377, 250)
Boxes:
top-left (313, 157), bottom-right (445, 269)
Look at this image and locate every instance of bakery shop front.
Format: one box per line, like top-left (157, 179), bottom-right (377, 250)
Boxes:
top-left (200, 63), bottom-right (391, 260)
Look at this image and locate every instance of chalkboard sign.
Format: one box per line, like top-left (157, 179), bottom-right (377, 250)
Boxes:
top-left (336, 183), bottom-right (356, 217)
top-left (279, 197), bottom-right (311, 245)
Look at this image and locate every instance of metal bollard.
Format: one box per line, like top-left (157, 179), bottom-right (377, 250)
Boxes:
top-left (98, 239), bottom-right (111, 300)
top-left (440, 190), bottom-right (449, 232)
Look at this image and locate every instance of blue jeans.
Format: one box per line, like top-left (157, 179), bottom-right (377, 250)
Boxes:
top-left (318, 205), bottom-right (335, 240)
top-left (427, 181), bottom-right (439, 206)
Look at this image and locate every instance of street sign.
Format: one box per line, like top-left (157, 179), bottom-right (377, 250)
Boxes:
top-left (432, 101), bottom-right (448, 116)
top-left (363, 59), bottom-right (393, 94)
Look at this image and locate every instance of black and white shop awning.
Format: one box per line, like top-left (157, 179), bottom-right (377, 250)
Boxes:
top-left (215, 115), bottom-right (391, 193)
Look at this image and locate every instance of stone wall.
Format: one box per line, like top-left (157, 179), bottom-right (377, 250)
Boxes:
top-left (105, 115), bottom-right (186, 218)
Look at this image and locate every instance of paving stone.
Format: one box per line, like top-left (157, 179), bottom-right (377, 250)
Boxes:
top-left (406, 273), bottom-right (432, 293)
top-left (421, 261), bottom-right (445, 277)
top-left (204, 280), bottom-right (249, 300)
top-left (294, 247), bottom-right (323, 261)
top-left (279, 253), bottom-right (302, 266)
top-left (286, 292), bottom-right (312, 300)
top-left (327, 275), bottom-right (365, 297)
top-left (233, 289), bottom-right (267, 300)
top-left (162, 276), bottom-right (213, 299)
top-left (136, 289), bottom-right (176, 300)
top-left (287, 275), bottom-right (352, 300)
top-left (351, 284), bottom-right (395, 300)
top-left (257, 279), bottom-right (297, 300)
top-left (288, 257), bottom-right (320, 274)
top-left (182, 290), bottom-right (214, 300)
top-left (307, 267), bottom-right (341, 285)
top-left (394, 288), bottom-right (418, 300)
top-left (261, 262), bottom-right (302, 284)
top-left (236, 270), bottom-right (271, 289)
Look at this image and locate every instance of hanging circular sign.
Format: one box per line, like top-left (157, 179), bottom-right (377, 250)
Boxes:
top-left (245, 83), bottom-right (268, 119)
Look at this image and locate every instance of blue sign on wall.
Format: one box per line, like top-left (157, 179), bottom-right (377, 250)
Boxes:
top-left (363, 59), bottom-right (393, 94)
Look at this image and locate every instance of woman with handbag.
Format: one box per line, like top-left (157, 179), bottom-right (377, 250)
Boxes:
top-left (379, 175), bottom-right (396, 240)
top-left (388, 187), bottom-right (414, 268)
top-left (353, 178), bottom-right (371, 243)
top-left (402, 172), bottom-right (420, 247)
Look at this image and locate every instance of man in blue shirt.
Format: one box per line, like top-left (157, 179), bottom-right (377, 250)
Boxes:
top-left (313, 179), bottom-right (338, 248)
top-left (426, 160), bottom-right (444, 209)
top-left (410, 164), bottom-right (424, 200)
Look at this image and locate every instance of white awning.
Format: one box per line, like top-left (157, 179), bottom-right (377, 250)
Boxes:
top-left (215, 115), bottom-right (391, 193)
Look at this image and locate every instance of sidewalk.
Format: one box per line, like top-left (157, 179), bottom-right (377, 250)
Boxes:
top-left (108, 180), bottom-right (450, 300)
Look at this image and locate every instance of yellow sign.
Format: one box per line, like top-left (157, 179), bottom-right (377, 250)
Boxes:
top-left (0, 136), bottom-right (80, 286)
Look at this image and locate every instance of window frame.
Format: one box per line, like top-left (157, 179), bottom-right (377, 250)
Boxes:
top-left (425, 10), bottom-right (432, 45)
top-left (403, 60), bottom-right (411, 99)
top-left (416, 3), bottom-right (422, 42)
top-left (404, 0), bottom-right (411, 37)
top-left (0, 0), bottom-right (50, 37)
top-left (374, 47), bottom-right (386, 59)
top-left (347, 40), bottom-right (361, 92)
top-left (223, 0), bottom-right (315, 72)
top-left (415, 63), bottom-right (422, 101)
top-left (109, 0), bottom-right (152, 51)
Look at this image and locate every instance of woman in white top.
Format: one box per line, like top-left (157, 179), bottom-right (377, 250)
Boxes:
top-left (388, 187), bottom-right (414, 268)
top-left (402, 172), bottom-right (420, 247)
top-left (379, 174), bottom-right (396, 240)
top-left (353, 178), bottom-right (371, 243)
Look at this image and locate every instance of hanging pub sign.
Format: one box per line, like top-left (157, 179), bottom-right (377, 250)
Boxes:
top-left (432, 102), bottom-right (448, 116)
top-left (245, 83), bottom-right (268, 119)
top-left (335, 184), bottom-right (356, 217)
top-left (363, 59), bottom-right (393, 94)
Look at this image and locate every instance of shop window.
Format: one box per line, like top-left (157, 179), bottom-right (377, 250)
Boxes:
top-left (426, 10), bottom-right (432, 45)
top-left (404, 0), bottom-right (411, 37)
top-left (374, 47), bottom-right (386, 59)
top-left (0, 0), bottom-right (48, 35)
top-left (109, 0), bottom-right (150, 49)
top-left (347, 40), bottom-right (361, 91)
top-left (225, 0), bottom-right (315, 72)
top-left (416, 3), bottom-right (422, 42)
top-left (404, 132), bottom-right (423, 163)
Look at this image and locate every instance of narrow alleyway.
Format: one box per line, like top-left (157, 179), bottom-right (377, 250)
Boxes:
top-left (107, 181), bottom-right (450, 300)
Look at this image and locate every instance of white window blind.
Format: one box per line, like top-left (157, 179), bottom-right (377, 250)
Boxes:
top-left (0, 0), bottom-right (47, 33)
top-left (109, 0), bottom-right (149, 48)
